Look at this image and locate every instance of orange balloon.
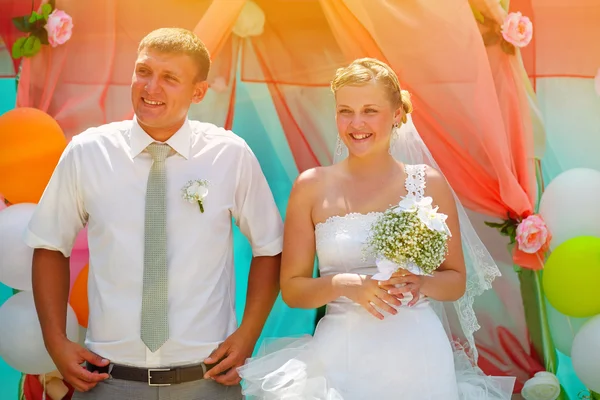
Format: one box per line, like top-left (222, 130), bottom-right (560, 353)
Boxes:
top-left (69, 264), bottom-right (89, 328)
top-left (0, 107), bottom-right (66, 204)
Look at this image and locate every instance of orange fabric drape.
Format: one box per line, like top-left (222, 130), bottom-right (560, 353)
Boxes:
top-left (11, 0), bottom-right (244, 138)
top-left (241, 0), bottom-right (350, 170)
top-left (512, 0), bottom-right (600, 85)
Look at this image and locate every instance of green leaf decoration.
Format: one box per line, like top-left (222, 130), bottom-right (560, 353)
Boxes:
top-left (485, 218), bottom-right (518, 244)
top-left (17, 373), bottom-right (25, 400)
top-left (12, 16), bottom-right (31, 33)
top-left (38, 28), bottom-right (50, 45)
top-left (11, 37), bottom-right (27, 59)
top-left (28, 11), bottom-right (44, 23)
top-left (42, 3), bottom-right (53, 20)
top-left (482, 31), bottom-right (500, 46)
top-left (484, 221), bottom-right (505, 229)
top-left (501, 39), bottom-right (516, 55)
top-left (471, 6), bottom-right (485, 24)
top-left (22, 35), bottom-right (42, 57)
top-left (506, 225), bottom-right (516, 238)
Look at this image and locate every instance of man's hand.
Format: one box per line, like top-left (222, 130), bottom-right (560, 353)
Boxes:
top-left (47, 338), bottom-right (110, 392)
top-left (203, 328), bottom-right (257, 386)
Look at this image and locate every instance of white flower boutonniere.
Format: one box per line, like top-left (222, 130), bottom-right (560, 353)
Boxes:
top-left (181, 179), bottom-right (209, 213)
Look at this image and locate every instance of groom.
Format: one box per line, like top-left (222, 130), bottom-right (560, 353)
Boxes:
top-left (25, 28), bottom-right (283, 399)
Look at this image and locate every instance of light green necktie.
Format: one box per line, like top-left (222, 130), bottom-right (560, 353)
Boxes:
top-left (141, 143), bottom-right (170, 352)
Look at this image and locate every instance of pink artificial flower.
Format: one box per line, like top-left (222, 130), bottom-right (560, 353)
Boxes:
top-left (501, 12), bottom-right (533, 48)
top-left (516, 214), bottom-right (550, 254)
top-left (44, 9), bottom-right (73, 47)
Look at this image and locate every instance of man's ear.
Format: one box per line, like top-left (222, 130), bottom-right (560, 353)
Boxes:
top-left (192, 81), bottom-right (209, 104)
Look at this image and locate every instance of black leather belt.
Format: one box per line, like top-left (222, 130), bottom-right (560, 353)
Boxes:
top-left (86, 361), bottom-right (215, 386)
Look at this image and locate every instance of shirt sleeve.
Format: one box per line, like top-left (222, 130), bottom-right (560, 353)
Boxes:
top-left (24, 138), bottom-right (88, 257)
top-left (232, 143), bottom-right (284, 257)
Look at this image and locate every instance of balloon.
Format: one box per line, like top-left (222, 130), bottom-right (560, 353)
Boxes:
top-left (69, 227), bottom-right (89, 290)
top-left (0, 291), bottom-right (79, 374)
top-left (546, 300), bottom-right (589, 356)
top-left (69, 248), bottom-right (89, 291)
top-left (543, 236), bottom-right (600, 318)
top-left (571, 315), bottom-right (600, 392)
top-left (0, 107), bottom-right (66, 204)
top-left (73, 226), bottom-right (88, 251)
top-left (23, 373), bottom-right (74, 400)
top-left (0, 203), bottom-right (37, 290)
top-left (539, 168), bottom-right (600, 249)
top-left (77, 325), bottom-right (87, 347)
top-left (69, 264), bottom-right (89, 327)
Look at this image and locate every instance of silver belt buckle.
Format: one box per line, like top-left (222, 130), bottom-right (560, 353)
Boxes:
top-left (148, 368), bottom-right (171, 386)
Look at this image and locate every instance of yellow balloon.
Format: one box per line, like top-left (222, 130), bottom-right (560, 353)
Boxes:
top-left (543, 236), bottom-right (600, 318)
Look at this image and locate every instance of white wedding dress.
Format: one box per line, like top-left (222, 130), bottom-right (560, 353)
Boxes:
top-left (238, 165), bottom-right (515, 400)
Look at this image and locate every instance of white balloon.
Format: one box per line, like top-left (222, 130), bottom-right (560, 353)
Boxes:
top-left (571, 314), bottom-right (600, 392)
top-left (0, 203), bottom-right (37, 290)
top-left (77, 325), bottom-right (87, 347)
top-left (539, 168), bottom-right (600, 249)
top-left (546, 300), bottom-right (589, 356)
top-left (0, 291), bottom-right (79, 374)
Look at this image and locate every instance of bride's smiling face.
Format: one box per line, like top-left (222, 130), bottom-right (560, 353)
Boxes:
top-left (335, 80), bottom-right (402, 159)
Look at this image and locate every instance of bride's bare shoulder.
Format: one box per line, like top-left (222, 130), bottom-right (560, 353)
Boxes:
top-left (293, 165), bottom-right (337, 192)
top-left (420, 165), bottom-right (456, 208)
top-left (288, 165), bottom-right (339, 209)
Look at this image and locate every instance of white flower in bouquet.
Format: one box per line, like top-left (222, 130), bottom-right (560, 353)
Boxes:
top-left (366, 195), bottom-right (451, 280)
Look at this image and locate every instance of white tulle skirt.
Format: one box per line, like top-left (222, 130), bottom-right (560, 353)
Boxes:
top-left (238, 300), bottom-right (515, 399)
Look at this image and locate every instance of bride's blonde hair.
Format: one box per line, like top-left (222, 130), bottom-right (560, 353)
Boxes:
top-left (331, 58), bottom-right (413, 124)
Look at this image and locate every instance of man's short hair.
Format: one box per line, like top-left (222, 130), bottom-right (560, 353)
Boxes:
top-left (138, 27), bottom-right (211, 82)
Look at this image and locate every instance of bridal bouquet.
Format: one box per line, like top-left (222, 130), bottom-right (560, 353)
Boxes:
top-left (366, 196), bottom-right (451, 280)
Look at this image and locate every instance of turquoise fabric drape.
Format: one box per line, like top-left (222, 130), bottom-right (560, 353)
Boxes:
top-left (231, 79), bottom-right (316, 343)
top-left (0, 77), bottom-right (21, 400)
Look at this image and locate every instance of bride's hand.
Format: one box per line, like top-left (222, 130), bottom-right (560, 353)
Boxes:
top-left (379, 270), bottom-right (424, 307)
top-left (333, 273), bottom-right (401, 320)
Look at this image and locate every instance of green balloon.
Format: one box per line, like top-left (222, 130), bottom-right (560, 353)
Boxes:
top-left (543, 236), bottom-right (600, 318)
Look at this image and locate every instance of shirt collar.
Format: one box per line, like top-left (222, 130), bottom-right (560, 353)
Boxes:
top-left (129, 117), bottom-right (192, 159)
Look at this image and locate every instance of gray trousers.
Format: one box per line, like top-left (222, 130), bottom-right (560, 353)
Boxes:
top-left (71, 377), bottom-right (243, 400)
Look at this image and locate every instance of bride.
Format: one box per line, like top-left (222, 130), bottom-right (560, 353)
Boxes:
top-left (237, 58), bottom-right (516, 399)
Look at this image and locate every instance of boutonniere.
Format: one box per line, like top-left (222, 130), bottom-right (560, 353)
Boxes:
top-left (181, 179), bottom-right (209, 213)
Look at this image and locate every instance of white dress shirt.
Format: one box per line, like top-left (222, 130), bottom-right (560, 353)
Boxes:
top-left (25, 118), bottom-right (284, 368)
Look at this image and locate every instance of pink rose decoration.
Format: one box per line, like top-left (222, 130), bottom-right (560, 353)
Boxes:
top-left (44, 9), bottom-right (73, 47)
top-left (501, 12), bottom-right (533, 48)
top-left (516, 214), bottom-right (550, 254)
